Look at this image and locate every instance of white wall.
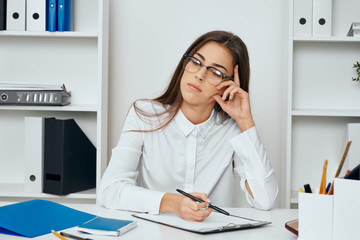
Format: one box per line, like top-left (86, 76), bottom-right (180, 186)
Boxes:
top-left (108, 0), bottom-right (289, 208)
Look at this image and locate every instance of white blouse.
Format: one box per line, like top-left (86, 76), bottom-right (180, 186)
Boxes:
top-left (97, 100), bottom-right (278, 214)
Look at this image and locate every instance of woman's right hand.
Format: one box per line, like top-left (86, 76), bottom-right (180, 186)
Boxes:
top-left (160, 192), bottom-right (212, 221)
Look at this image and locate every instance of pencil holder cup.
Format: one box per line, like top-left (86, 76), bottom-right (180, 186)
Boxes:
top-left (333, 178), bottom-right (360, 240)
top-left (298, 192), bottom-right (333, 240)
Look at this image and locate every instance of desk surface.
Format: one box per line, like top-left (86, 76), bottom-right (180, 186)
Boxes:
top-left (0, 202), bottom-right (298, 240)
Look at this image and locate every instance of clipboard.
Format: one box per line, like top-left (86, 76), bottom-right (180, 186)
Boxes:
top-left (132, 212), bottom-right (271, 234)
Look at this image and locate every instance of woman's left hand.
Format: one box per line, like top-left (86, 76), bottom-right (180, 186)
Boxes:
top-left (212, 65), bottom-right (255, 132)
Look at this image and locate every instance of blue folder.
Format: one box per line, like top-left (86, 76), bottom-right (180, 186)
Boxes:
top-left (46, 0), bottom-right (58, 32)
top-left (0, 199), bottom-right (95, 238)
top-left (58, 0), bottom-right (72, 31)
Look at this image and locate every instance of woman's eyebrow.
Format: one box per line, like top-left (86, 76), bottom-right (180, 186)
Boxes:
top-left (194, 52), bottom-right (228, 73)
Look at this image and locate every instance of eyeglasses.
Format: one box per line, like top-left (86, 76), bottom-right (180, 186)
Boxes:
top-left (183, 54), bottom-right (233, 86)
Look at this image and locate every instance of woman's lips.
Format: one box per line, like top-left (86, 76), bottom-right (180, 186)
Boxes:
top-left (188, 83), bottom-right (202, 92)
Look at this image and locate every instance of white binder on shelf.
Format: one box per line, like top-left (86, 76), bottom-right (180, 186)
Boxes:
top-left (6, 0), bottom-right (26, 31)
top-left (312, 0), bottom-right (332, 36)
top-left (293, 0), bottom-right (313, 37)
top-left (26, 0), bottom-right (46, 31)
top-left (24, 117), bottom-right (44, 193)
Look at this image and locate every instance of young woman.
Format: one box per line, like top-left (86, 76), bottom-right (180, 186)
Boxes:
top-left (97, 30), bottom-right (278, 222)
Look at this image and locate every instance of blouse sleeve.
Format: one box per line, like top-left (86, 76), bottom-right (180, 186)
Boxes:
top-left (230, 127), bottom-right (278, 210)
top-left (96, 104), bottom-right (166, 214)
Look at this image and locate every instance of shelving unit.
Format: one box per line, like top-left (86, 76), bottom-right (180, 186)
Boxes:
top-left (285, 0), bottom-right (360, 208)
top-left (0, 0), bottom-right (109, 202)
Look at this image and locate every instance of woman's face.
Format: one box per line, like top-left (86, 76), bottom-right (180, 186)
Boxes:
top-left (180, 41), bottom-right (234, 108)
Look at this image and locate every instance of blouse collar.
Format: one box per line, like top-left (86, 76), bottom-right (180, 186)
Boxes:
top-left (174, 108), bottom-right (216, 138)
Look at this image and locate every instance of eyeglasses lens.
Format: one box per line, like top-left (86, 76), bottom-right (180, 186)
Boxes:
top-left (183, 56), bottom-right (223, 85)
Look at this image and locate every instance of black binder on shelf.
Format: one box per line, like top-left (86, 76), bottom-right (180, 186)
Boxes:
top-left (43, 118), bottom-right (96, 195)
top-left (0, 0), bottom-right (6, 30)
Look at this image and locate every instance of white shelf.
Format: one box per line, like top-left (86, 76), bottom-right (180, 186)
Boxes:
top-left (0, 0), bottom-right (109, 203)
top-left (0, 104), bottom-right (99, 112)
top-left (285, 0), bottom-right (360, 208)
top-left (294, 36), bottom-right (360, 43)
top-left (292, 110), bottom-right (360, 117)
top-left (0, 31), bottom-right (98, 38)
top-left (0, 184), bottom-right (96, 199)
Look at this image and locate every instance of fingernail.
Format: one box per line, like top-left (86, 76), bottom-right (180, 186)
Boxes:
top-left (229, 96), bottom-right (232, 100)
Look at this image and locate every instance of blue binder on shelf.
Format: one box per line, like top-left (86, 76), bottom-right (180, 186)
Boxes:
top-left (0, 199), bottom-right (95, 238)
top-left (57, 0), bottom-right (72, 31)
top-left (46, 0), bottom-right (57, 31)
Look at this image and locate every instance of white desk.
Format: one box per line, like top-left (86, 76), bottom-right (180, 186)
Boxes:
top-left (0, 202), bottom-right (298, 240)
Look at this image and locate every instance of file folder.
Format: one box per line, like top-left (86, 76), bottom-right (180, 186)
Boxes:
top-left (76, 217), bottom-right (137, 236)
top-left (27, 0), bottom-right (46, 31)
top-left (6, 0), bottom-right (26, 31)
top-left (313, 0), bottom-right (332, 36)
top-left (43, 118), bottom-right (96, 195)
top-left (46, 0), bottom-right (57, 31)
top-left (0, 0), bottom-right (6, 30)
top-left (24, 117), bottom-right (44, 193)
top-left (293, 0), bottom-right (313, 37)
top-left (58, 0), bottom-right (72, 31)
top-left (0, 199), bottom-right (95, 238)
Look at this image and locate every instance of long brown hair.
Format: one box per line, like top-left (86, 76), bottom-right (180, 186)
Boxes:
top-left (133, 30), bottom-right (250, 132)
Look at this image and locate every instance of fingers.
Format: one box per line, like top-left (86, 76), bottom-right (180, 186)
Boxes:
top-left (216, 78), bottom-right (248, 102)
top-left (217, 64), bottom-right (240, 89)
top-left (177, 192), bottom-right (212, 222)
top-left (191, 192), bottom-right (210, 203)
top-left (187, 192), bottom-right (210, 211)
top-left (234, 65), bottom-right (240, 86)
top-left (212, 94), bottom-right (226, 110)
top-left (221, 85), bottom-right (238, 101)
top-left (216, 79), bottom-right (237, 90)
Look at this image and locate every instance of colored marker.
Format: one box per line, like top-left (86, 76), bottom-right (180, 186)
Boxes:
top-left (319, 160), bottom-right (328, 194)
top-left (52, 230), bottom-right (68, 240)
top-left (326, 182), bottom-right (331, 194)
top-left (304, 184), bottom-right (312, 193)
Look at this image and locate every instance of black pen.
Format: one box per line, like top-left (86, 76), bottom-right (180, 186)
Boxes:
top-left (176, 189), bottom-right (230, 216)
top-left (60, 232), bottom-right (93, 240)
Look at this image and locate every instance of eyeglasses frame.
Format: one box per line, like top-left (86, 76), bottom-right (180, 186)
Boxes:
top-left (183, 54), bottom-right (234, 82)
